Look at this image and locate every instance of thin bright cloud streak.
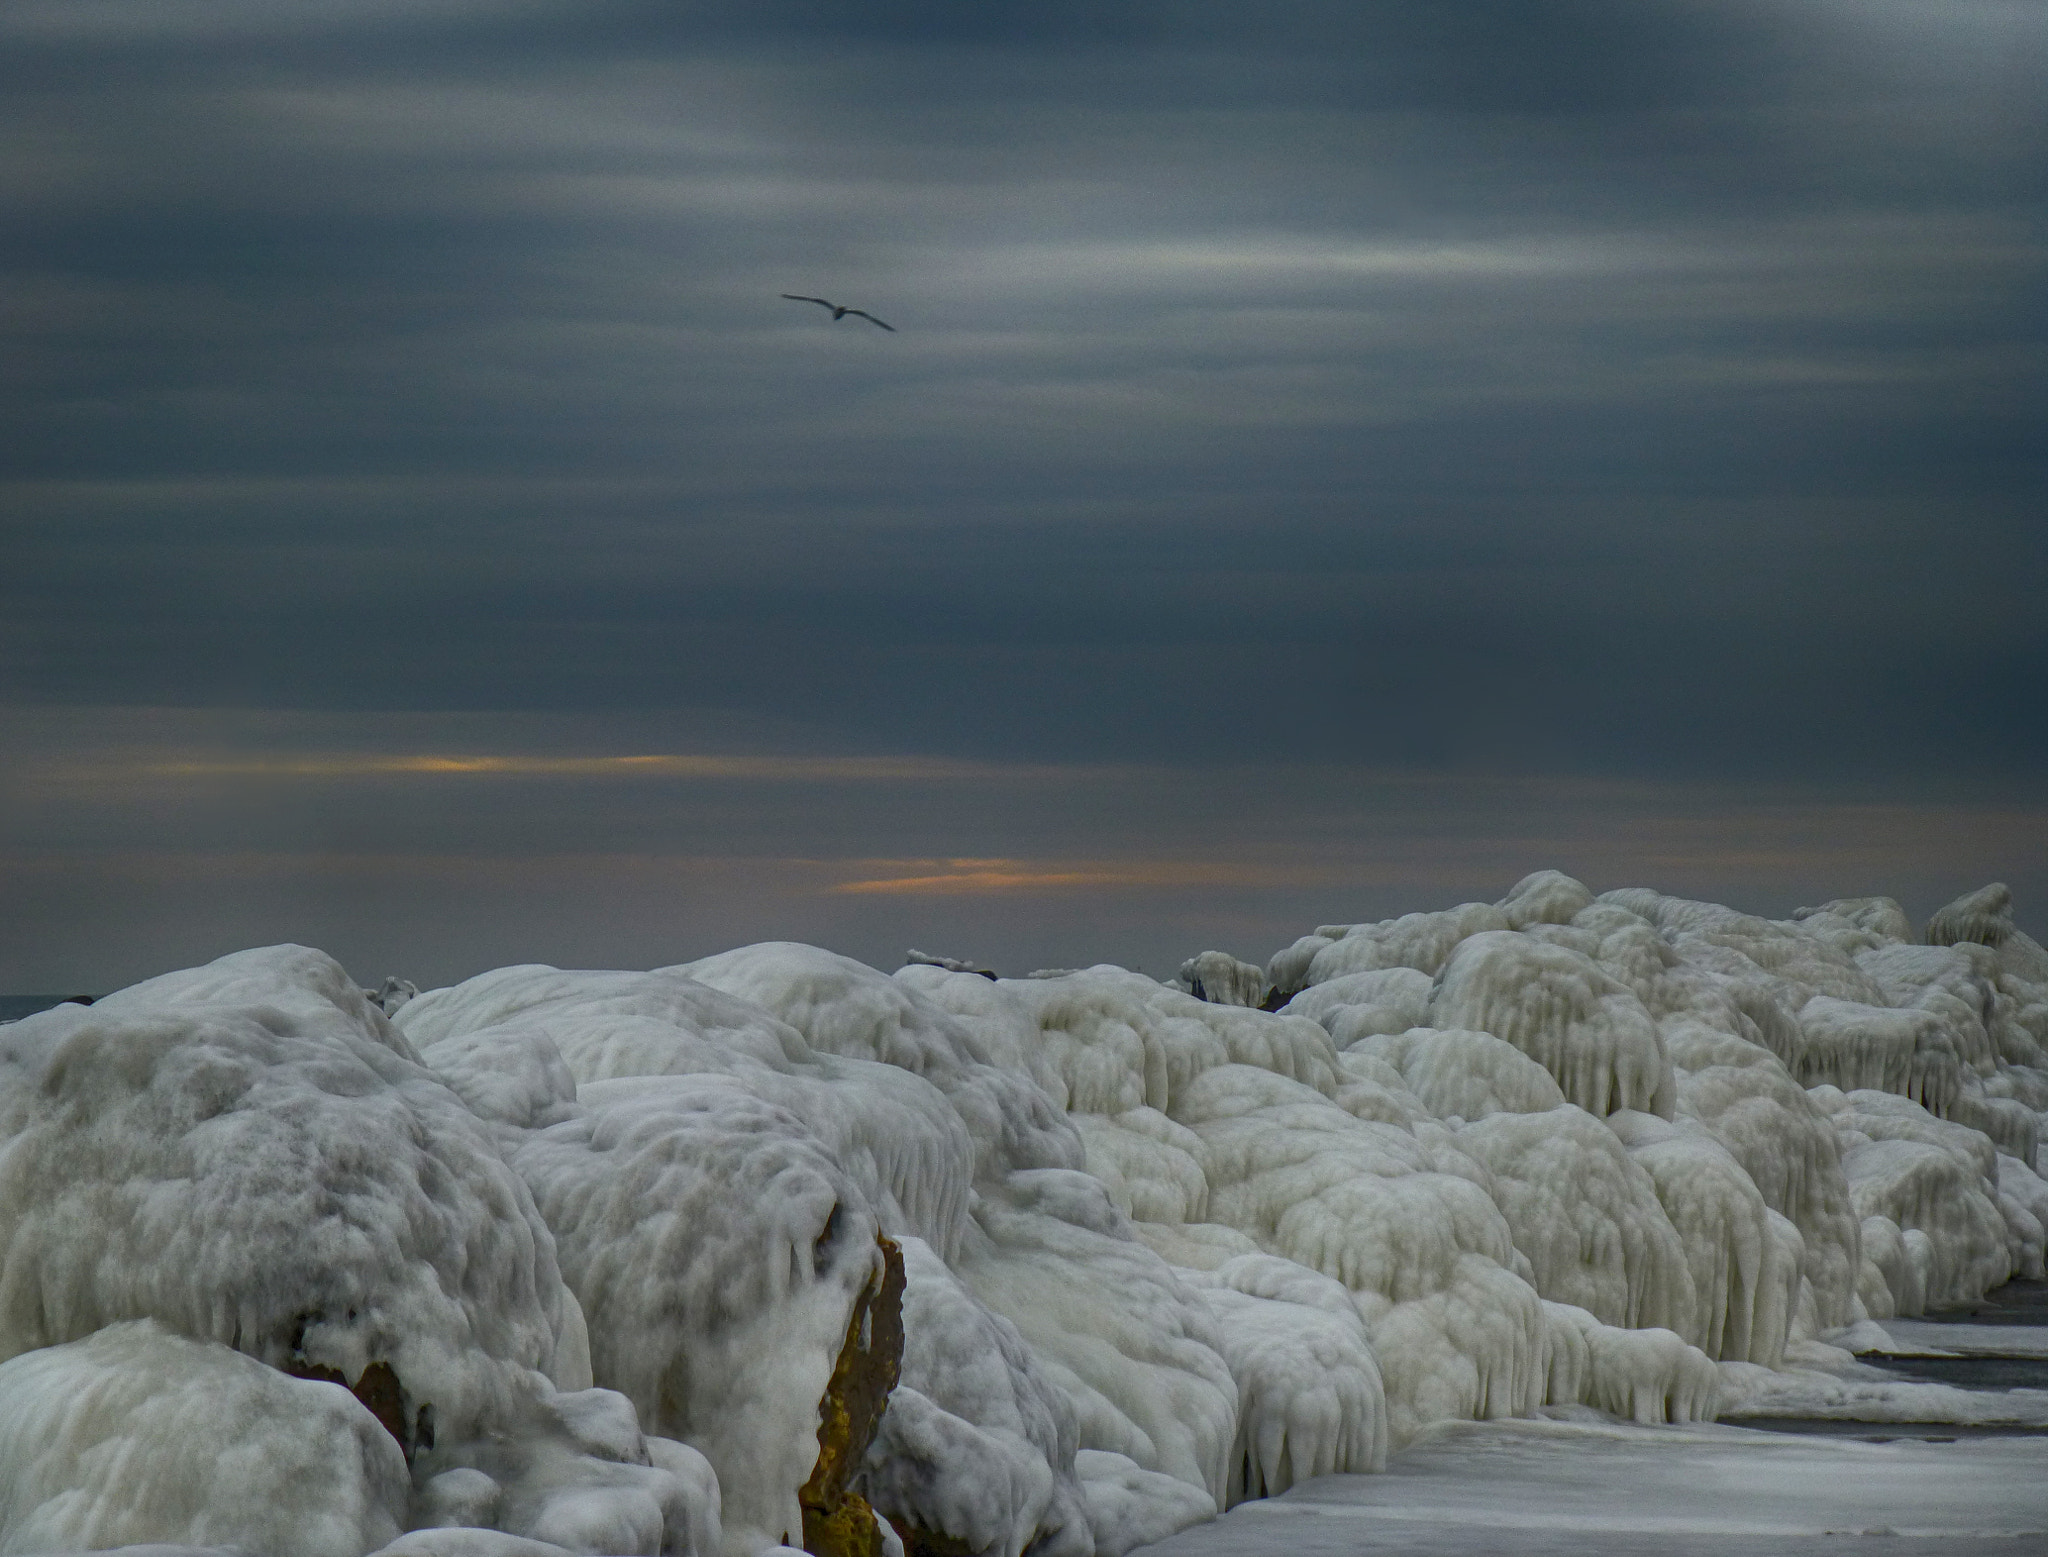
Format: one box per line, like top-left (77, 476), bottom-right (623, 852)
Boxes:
top-left (828, 858), bottom-right (1344, 895)
top-left (126, 752), bottom-right (1071, 783)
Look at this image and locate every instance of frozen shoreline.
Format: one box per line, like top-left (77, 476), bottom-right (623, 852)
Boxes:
top-left (4, 874), bottom-right (2047, 1557)
top-left (1130, 1409), bottom-right (2048, 1555)
top-left (1138, 1293), bottom-right (2048, 1556)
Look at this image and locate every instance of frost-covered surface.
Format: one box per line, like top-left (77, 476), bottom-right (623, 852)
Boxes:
top-left (1720, 1372), bottom-right (2048, 1429)
top-left (3, 874), bottom-right (2046, 1557)
top-left (0, 952), bottom-right (591, 1428)
top-left (0, 1321), bottom-right (409, 1557)
top-left (1124, 1415), bottom-right (2048, 1555)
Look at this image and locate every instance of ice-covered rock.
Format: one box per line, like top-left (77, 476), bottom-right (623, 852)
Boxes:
top-left (954, 1169), bottom-right (1236, 1525)
top-left (1263, 934), bottom-right (1334, 1003)
top-left (1661, 1022), bottom-right (1862, 1329)
top-left (1177, 1253), bottom-right (1388, 1502)
top-left (1303, 903), bottom-right (1511, 987)
top-left (0, 952), bottom-right (591, 1433)
top-left (1603, 889), bottom-right (1890, 1007)
top-left (1997, 1152), bottom-right (2048, 1280)
top-left (509, 1078), bottom-right (888, 1556)
top-left (1158, 1059), bottom-right (1550, 1440)
top-left (414, 1389), bottom-right (721, 1557)
top-left (859, 1237), bottom-right (1090, 1557)
top-left (1174, 952), bottom-right (1269, 1009)
top-left (902, 950), bottom-right (997, 979)
top-left (0, 1320), bottom-right (409, 1557)
top-left (1347, 1027), bottom-right (1567, 1122)
top-left (685, 944), bottom-right (1085, 1184)
top-left (1795, 995), bottom-right (1963, 1116)
top-left (88, 943), bottom-right (424, 1060)
top-left (400, 964), bottom-right (984, 1262)
top-left (989, 967), bottom-right (1338, 1118)
top-left (1538, 1302), bottom-right (1720, 1424)
top-left (1279, 969), bottom-right (1435, 1048)
top-left (1927, 882), bottom-right (2048, 986)
top-left (1071, 1108), bottom-right (1212, 1224)
top-left (1455, 1106), bottom-right (1697, 1339)
top-left (1429, 932), bottom-right (1677, 1119)
top-left (9, 875), bottom-right (2046, 1557)
top-left (1496, 870), bottom-right (1596, 930)
top-left (1792, 896), bottom-right (1916, 952)
top-left (1603, 1110), bottom-right (1800, 1366)
top-left (1070, 1451), bottom-right (1215, 1555)
top-left (1813, 1086), bottom-right (2012, 1313)
top-left (420, 1024), bottom-right (583, 1134)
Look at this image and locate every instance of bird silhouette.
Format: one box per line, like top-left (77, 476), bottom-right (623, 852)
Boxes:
top-left (782, 294), bottom-right (895, 331)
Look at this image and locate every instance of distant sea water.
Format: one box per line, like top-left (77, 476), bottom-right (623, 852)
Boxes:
top-left (0, 994), bottom-right (93, 1023)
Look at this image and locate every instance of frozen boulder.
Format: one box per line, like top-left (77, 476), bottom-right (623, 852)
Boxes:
top-left (1429, 931), bottom-right (1677, 1119)
top-left (1455, 1106), bottom-right (1697, 1340)
top-left (1538, 1302), bottom-right (1720, 1424)
top-left (1177, 1253), bottom-right (1388, 1502)
top-left (1604, 1111), bottom-right (1801, 1366)
top-left (420, 1024), bottom-right (584, 1134)
top-left (1304, 904), bottom-right (1511, 986)
top-left (0, 954), bottom-right (591, 1434)
top-left (955, 1169), bottom-right (1236, 1518)
top-left (1662, 1022), bottom-right (1861, 1329)
top-left (1602, 890), bottom-right (1889, 1007)
top-left (1264, 935), bottom-right (1335, 1002)
top-left (1175, 952), bottom-right (1269, 1009)
top-left (857, 1237), bottom-right (1091, 1557)
top-left (1280, 968), bottom-right (1435, 1047)
top-left (1495, 870), bottom-right (1596, 930)
top-left (407, 965), bottom-right (982, 1263)
top-left (0, 1320), bottom-right (408, 1557)
top-left (992, 968), bottom-right (1337, 1118)
top-left (684, 944), bottom-right (1083, 1183)
top-left (1348, 1027), bottom-right (1567, 1122)
top-left (1814, 1087), bottom-right (2011, 1312)
top-left (1792, 897), bottom-right (1915, 952)
top-left (413, 1389), bottom-right (722, 1557)
top-left (88, 943), bottom-right (423, 1061)
top-left (1795, 996), bottom-right (1963, 1116)
top-left (510, 1078), bottom-right (892, 1557)
top-left (1071, 1451), bottom-right (1215, 1556)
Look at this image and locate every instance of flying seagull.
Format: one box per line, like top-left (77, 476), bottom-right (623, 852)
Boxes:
top-left (782, 294), bottom-right (895, 331)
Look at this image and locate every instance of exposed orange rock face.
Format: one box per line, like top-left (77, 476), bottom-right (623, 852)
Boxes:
top-left (800, 1234), bottom-right (905, 1557)
top-left (282, 1356), bottom-right (430, 1463)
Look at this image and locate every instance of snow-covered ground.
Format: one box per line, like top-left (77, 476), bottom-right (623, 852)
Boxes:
top-left (3, 874), bottom-right (2047, 1557)
top-left (1127, 1413), bottom-right (2048, 1555)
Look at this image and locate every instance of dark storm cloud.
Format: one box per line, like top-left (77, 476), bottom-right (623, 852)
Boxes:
top-left (1, 0), bottom-right (2044, 982)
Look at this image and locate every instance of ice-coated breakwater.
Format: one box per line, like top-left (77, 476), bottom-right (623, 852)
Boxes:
top-left (2, 873), bottom-right (2045, 1557)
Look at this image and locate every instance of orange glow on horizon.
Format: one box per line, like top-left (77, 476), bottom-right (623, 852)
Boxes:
top-left (828, 858), bottom-right (1340, 895)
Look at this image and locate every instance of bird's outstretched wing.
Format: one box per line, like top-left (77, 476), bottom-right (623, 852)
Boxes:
top-left (782, 294), bottom-right (835, 309)
top-left (844, 310), bottom-right (895, 332)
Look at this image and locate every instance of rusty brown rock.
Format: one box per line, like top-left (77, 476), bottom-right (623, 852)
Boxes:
top-left (349, 1360), bottom-right (414, 1457)
top-left (283, 1355), bottom-right (426, 1464)
top-left (799, 1233), bottom-right (906, 1557)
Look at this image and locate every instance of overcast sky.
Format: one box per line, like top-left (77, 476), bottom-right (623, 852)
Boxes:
top-left (3, 0), bottom-right (2043, 990)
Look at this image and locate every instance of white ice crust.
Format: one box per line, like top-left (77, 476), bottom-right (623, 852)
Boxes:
top-left (2, 876), bottom-right (2043, 1557)
top-left (0, 1320), bottom-right (409, 1557)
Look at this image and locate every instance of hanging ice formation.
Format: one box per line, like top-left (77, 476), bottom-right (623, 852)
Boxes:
top-left (2, 877), bottom-right (2045, 1557)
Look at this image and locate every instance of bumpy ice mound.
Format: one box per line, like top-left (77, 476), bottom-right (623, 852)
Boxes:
top-left (1, 874), bottom-right (2044, 1557)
